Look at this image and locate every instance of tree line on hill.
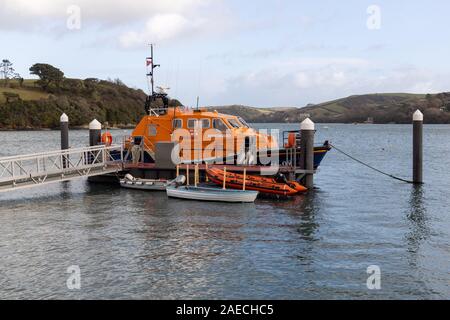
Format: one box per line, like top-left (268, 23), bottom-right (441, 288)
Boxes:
top-left (1, 59), bottom-right (24, 87)
top-left (0, 59), bottom-right (185, 129)
top-left (3, 59), bottom-right (450, 128)
top-left (0, 59), bottom-right (152, 129)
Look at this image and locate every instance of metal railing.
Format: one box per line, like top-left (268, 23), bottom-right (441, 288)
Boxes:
top-left (0, 144), bottom-right (123, 192)
top-left (142, 136), bottom-right (156, 159)
top-left (122, 135), bottom-right (156, 161)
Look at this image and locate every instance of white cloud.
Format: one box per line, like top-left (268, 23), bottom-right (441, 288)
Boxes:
top-left (0, 0), bottom-right (209, 25)
top-left (230, 57), bottom-right (366, 92)
top-left (119, 13), bottom-right (205, 48)
top-left (407, 82), bottom-right (437, 94)
top-left (147, 14), bottom-right (190, 41)
top-left (0, 0), bottom-right (221, 45)
top-left (293, 72), bottom-right (309, 88)
top-left (283, 57), bottom-right (370, 69)
top-left (214, 59), bottom-right (450, 107)
top-left (294, 70), bottom-right (348, 89)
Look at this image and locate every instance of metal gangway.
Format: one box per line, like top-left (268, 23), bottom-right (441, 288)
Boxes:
top-left (0, 144), bottom-right (124, 193)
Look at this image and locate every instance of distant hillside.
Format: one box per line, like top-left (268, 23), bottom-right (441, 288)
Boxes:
top-left (207, 105), bottom-right (298, 122)
top-left (3, 77), bottom-right (450, 129)
top-left (209, 92), bottom-right (450, 124)
top-left (0, 78), bottom-right (150, 129)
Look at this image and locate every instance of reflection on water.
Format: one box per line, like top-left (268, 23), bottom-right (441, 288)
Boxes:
top-left (296, 192), bottom-right (321, 242)
top-left (266, 192), bottom-right (321, 242)
top-left (1, 126), bottom-right (450, 299)
top-left (407, 185), bottom-right (429, 254)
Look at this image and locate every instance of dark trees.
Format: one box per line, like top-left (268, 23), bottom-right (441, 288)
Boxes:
top-left (29, 63), bottom-right (64, 91)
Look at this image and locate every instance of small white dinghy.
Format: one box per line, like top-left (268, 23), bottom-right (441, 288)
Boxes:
top-left (166, 176), bottom-right (258, 203)
top-left (120, 174), bottom-right (170, 191)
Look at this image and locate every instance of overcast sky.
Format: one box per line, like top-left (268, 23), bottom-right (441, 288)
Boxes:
top-left (1, 0), bottom-right (450, 107)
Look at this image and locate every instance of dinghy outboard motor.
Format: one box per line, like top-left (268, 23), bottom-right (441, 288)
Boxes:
top-left (274, 173), bottom-right (288, 184)
top-left (174, 175), bottom-right (186, 187)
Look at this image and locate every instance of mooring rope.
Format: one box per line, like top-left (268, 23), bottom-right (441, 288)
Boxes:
top-left (329, 143), bottom-right (415, 184)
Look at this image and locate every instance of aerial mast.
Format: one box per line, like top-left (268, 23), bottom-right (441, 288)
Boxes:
top-left (147, 44), bottom-right (160, 96)
top-left (150, 44), bottom-right (153, 95)
top-left (145, 44), bottom-right (169, 115)
top-left (145, 44), bottom-right (162, 115)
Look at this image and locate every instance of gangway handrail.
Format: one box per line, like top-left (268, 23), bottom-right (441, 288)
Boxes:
top-left (0, 144), bottom-right (123, 163)
top-left (0, 144), bottom-right (124, 192)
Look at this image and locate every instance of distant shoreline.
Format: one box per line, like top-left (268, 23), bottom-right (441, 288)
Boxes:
top-left (0, 122), bottom-right (443, 132)
top-left (0, 125), bottom-right (136, 131)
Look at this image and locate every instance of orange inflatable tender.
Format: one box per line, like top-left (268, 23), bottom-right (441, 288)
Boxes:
top-left (101, 131), bottom-right (113, 146)
top-left (206, 167), bottom-right (307, 196)
top-left (286, 180), bottom-right (307, 192)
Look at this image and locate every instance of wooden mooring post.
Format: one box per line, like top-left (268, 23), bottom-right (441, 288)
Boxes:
top-left (88, 119), bottom-right (102, 165)
top-left (300, 118), bottom-right (315, 189)
top-left (60, 113), bottom-right (69, 168)
top-left (89, 119), bottom-right (102, 147)
top-left (223, 167), bottom-right (227, 190)
top-left (195, 164), bottom-right (199, 187)
top-left (413, 110), bottom-right (423, 184)
top-left (186, 165), bottom-right (190, 186)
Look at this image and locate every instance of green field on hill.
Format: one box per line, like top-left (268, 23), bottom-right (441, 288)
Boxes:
top-left (0, 77), bottom-right (148, 129)
top-left (211, 92), bottom-right (450, 124)
top-left (2, 77), bottom-right (450, 128)
top-left (0, 81), bottom-right (49, 103)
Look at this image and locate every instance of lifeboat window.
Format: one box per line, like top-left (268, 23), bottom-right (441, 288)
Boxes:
top-left (173, 119), bottom-right (182, 129)
top-left (201, 119), bottom-right (210, 129)
top-left (148, 124), bottom-right (157, 136)
top-left (238, 117), bottom-right (250, 128)
top-left (187, 119), bottom-right (198, 129)
top-left (228, 119), bottom-right (241, 128)
top-left (213, 118), bottom-right (228, 131)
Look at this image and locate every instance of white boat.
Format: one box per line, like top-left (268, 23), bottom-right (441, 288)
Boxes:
top-left (120, 174), bottom-right (169, 191)
top-left (166, 185), bottom-right (258, 203)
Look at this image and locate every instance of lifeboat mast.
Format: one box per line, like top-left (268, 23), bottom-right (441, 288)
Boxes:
top-left (145, 44), bottom-right (169, 116)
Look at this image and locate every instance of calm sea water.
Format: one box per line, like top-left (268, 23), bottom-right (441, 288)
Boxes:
top-left (0, 124), bottom-right (449, 299)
